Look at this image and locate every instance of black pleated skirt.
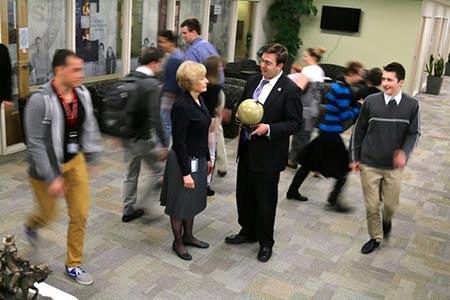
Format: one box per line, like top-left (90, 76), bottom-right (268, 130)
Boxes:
top-left (297, 132), bottom-right (350, 179)
top-left (160, 150), bottom-right (207, 219)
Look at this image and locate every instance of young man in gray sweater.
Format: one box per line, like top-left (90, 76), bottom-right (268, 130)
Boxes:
top-left (350, 62), bottom-right (420, 254)
top-left (24, 49), bottom-right (102, 285)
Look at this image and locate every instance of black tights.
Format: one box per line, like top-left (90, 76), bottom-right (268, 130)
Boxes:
top-left (170, 216), bottom-right (197, 253)
top-left (288, 166), bottom-right (347, 204)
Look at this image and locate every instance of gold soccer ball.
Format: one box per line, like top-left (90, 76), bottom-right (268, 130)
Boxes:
top-left (237, 99), bottom-right (264, 126)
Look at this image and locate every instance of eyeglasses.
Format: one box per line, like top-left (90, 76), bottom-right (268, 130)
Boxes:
top-left (258, 58), bottom-right (275, 67)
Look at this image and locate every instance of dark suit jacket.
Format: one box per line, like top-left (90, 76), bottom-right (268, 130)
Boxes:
top-left (171, 91), bottom-right (211, 176)
top-left (238, 73), bottom-right (303, 172)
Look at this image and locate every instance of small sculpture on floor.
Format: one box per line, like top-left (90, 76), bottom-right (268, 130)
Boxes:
top-left (0, 235), bottom-right (51, 300)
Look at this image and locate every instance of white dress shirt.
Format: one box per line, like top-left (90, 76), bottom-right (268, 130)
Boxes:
top-left (253, 71), bottom-right (283, 137)
top-left (256, 71), bottom-right (283, 105)
top-left (384, 91), bottom-right (402, 105)
top-left (136, 65), bottom-right (155, 77)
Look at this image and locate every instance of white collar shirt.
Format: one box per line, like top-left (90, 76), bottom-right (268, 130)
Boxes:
top-left (256, 71), bottom-right (283, 105)
top-left (136, 65), bottom-right (154, 77)
top-left (384, 91), bottom-right (402, 105)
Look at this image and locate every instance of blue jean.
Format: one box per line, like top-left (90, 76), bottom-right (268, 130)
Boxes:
top-left (161, 110), bottom-right (172, 143)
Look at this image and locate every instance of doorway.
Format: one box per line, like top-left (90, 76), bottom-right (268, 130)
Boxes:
top-left (234, 0), bottom-right (254, 62)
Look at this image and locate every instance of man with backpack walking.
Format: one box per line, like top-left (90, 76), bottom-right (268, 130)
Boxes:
top-left (105, 47), bottom-right (168, 222)
top-left (24, 49), bottom-right (102, 285)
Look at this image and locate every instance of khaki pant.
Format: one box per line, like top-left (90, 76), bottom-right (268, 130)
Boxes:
top-left (215, 90), bottom-right (228, 173)
top-left (26, 153), bottom-right (90, 267)
top-left (360, 165), bottom-right (403, 241)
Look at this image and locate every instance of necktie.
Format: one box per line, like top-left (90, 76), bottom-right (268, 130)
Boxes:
top-left (388, 98), bottom-right (397, 108)
top-left (252, 79), bottom-right (269, 100)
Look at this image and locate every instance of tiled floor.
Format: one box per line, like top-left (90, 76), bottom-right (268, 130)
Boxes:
top-left (1, 78), bottom-right (449, 299)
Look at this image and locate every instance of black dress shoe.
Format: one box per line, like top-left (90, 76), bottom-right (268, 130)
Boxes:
top-left (287, 160), bottom-right (298, 169)
top-left (257, 247), bottom-right (272, 262)
top-left (361, 239), bottom-right (380, 254)
top-left (172, 242), bottom-right (192, 260)
top-left (122, 209), bottom-right (145, 222)
top-left (207, 186), bottom-right (215, 196)
top-left (217, 170), bottom-right (227, 177)
top-left (383, 221), bottom-right (392, 238)
top-left (225, 234), bottom-right (257, 244)
top-left (286, 191), bottom-right (308, 201)
top-left (326, 202), bottom-right (353, 213)
top-left (183, 239), bottom-right (209, 249)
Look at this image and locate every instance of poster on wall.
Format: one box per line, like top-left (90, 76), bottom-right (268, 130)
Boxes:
top-left (27, 0), bottom-right (66, 85)
top-left (76, 0), bottom-right (119, 76)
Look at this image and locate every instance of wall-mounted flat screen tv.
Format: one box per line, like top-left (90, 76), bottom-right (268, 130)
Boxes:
top-left (320, 6), bottom-right (361, 33)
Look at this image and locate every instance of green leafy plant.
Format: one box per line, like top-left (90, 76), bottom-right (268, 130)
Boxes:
top-left (267, 0), bottom-right (318, 60)
top-left (425, 54), bottom-right (434, 76)
top-left (434, 56), bottom-right (444, 77)
top-left (425, 54), bottom-right (445, 77)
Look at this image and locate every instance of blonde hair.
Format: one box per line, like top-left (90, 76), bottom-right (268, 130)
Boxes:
top-left (176, 61), bottom-right (206, 91)
top-left (306, 47), bottom-right (326, 62)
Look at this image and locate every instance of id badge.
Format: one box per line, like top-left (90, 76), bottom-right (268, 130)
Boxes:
top-left (191, 157), bottom-right (199, 173)
top-left (67, 131), bottom-right (79, 154)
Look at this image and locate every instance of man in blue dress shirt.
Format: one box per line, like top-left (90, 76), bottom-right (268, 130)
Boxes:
top-left (180, 18), bottom-right (224, 85)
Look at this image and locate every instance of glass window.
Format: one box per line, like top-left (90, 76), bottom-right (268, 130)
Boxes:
top-left (208, 0), bottom-right (232, 60)
top-left (130, 0), bottom-right (163, 71)
top-left (75, 0), bottom-right (122, 78)
top-left (27, 0), bottom-right (66, 86)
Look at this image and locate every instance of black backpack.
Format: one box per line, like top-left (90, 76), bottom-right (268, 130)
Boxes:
top-left (101, 76), bottom-right (141, 139)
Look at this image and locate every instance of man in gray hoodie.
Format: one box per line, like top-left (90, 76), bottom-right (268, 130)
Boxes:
top-left (24, 49), bottom-right (102, 285)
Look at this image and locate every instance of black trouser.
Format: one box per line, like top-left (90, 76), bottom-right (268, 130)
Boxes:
top-left (288, 167), bottom-right (310, 194)
top-left (288, 166), bottom-right (347, 204)
top-left (236, 148), bottom-right (280, 248)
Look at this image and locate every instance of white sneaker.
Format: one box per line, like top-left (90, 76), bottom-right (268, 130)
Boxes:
top-left (64, 266), bottom-right (94, 285)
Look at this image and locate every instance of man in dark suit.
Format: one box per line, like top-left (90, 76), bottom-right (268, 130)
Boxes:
top-left (225, 43), bottom-right (303, 262)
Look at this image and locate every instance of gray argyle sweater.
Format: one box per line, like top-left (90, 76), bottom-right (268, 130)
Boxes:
top-left (350, 92), bottom-right (420, 169)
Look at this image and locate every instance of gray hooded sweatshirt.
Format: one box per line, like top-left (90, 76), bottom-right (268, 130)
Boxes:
top-left (25, 82), bottom-right (103, 182)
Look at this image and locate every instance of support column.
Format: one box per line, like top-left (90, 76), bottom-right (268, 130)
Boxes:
top-left (226, 0), bottom-right (239, 62)
top-left (66, 0), bottom-right (76, 51)
top-left (121, 0), bottom-right (132, 76)
top-left (166, 0), bottom-right (176, 31)
top-left (202, 0), bottom-right (210, 41)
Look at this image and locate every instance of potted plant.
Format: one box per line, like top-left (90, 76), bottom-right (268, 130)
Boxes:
top-left (425, 54), bottom-right (445, 95)
top-left (445, 53), bottom-right (450, 76)
top-left (267, 0), bottom-right (318, 71)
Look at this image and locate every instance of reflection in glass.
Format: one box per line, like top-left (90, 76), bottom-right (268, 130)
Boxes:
top-left (208, 0), bottom-right (232, 61)
top-left (177, 0), bottom-right (204, 50)
top-left (28, 0), bottom-right (66, 85)
top-left (75, 0), bottom-right (122, 77)
top-left (130, 0), bottom-right (165, 71)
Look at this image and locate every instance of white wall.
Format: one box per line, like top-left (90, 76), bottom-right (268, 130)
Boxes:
top-left (298, 0), bottom-right (423, 94)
